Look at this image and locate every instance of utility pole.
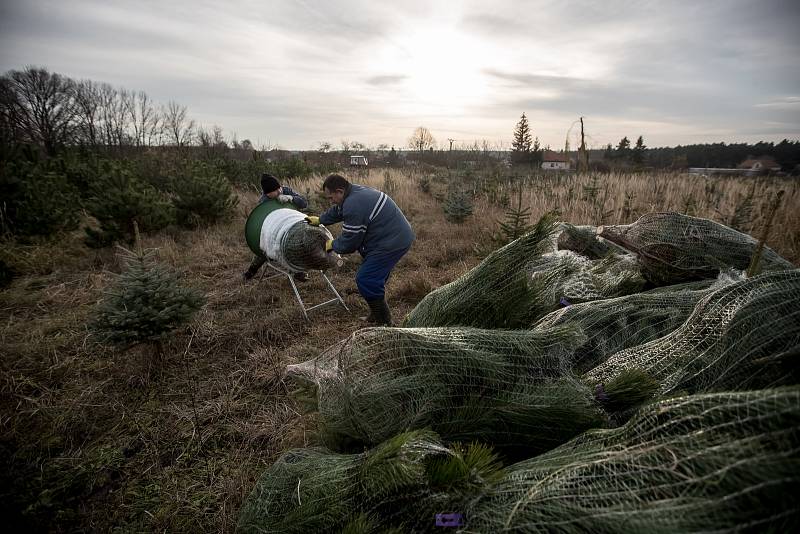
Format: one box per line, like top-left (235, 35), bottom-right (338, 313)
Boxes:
top-left (447, 138), bottom-right (455, 168)
top-left (579, 117), bottom-right (588, 172)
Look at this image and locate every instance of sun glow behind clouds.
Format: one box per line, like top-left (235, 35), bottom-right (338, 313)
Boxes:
top-left (370, 24), bottom-right (502, 114)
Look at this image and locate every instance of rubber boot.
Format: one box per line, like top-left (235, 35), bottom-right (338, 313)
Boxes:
top-left (360, 299), bottom-right (379, 323)
top-left (363, 298), bottom-right (392, 326)
top-left (377, 298), bottom-right (392, 326)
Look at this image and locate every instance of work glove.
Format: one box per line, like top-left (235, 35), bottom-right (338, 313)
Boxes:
top-left (305, 216), bottom-right (320, 226)
top-left (277, 194), bottom-right (293, 203)
top-left (325, 239), bottom-right (334, 252)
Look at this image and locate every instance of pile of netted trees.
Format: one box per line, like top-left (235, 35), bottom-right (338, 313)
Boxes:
top-left (239, 212), bottom-right (800, 533)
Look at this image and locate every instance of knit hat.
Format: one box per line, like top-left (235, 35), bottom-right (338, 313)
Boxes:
top-left (260, 173), bottom-right (281, 194)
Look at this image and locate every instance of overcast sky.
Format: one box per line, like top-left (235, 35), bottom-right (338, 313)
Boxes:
top-left (2, 0), bottom-right (799, 150)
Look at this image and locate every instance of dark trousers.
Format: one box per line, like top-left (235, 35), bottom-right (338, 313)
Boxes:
top-left (246, 255), bottom-right (267, 276)
top-left (355, 247), bottom-right (410, 300)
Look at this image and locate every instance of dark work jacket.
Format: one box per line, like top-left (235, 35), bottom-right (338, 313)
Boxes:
top-left (259, 186), bottom-right (308, 210)
top-left (320, 184), bottom-right (414, 256)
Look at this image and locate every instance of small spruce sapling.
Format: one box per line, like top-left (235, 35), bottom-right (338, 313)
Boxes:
top-left (90, 225), bottom-right (205, 358)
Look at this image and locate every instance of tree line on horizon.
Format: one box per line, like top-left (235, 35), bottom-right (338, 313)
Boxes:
top-left (3, 66), bottom-right (798, 173)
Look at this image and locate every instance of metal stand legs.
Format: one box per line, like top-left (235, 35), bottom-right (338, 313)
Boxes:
top-left (260, 262), bottom-right (349, 321)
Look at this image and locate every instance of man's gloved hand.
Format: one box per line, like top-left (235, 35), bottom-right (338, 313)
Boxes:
top-left (277, 194), bottom-right (293, 203)
top-left (325, 239), bottom-right (334, 252)
top-left (305, 216), bottom-right (320, 226)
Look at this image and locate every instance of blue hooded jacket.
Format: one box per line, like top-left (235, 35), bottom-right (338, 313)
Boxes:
top-left (320, 184), bottom-right (414, 256)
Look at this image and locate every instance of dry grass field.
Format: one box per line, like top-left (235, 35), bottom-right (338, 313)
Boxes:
top-left (1, 168), bottom-right (798, 531)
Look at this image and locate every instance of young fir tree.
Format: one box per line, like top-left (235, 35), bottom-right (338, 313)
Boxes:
top-left (90, 231), bottom-right (204, 355)
top-left (84, 162), bottom-right (174, 247)
top-left (443, 188), bottom-right (473, 223)
top-left (170, 161), bottom-right (238, 227)
top-left (498, 186), bottom-right (534, 243)
top-left (511, 113), bottom-right (533, 166)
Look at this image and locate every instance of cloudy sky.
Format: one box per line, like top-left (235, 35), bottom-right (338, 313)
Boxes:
top-left (2, 0), bottom-right (799, 149)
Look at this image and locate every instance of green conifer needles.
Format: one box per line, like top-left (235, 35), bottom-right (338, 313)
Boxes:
top-left (90, 246), bottom-right (204, 347)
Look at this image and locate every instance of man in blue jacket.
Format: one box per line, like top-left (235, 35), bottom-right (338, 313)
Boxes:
top-left (243, 173), bottom-right (309, 281)
top-left (305, 173), bottom-right (414, 325)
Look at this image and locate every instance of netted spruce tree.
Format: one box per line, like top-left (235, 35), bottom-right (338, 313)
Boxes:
top-left (405, 214), bottom-right (559, 328)
top-left (467, 387), bottom-right (800, 532)
top-left (90, 234), bottom-right (205, 358)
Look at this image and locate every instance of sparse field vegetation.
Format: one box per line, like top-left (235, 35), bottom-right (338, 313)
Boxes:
top-left (1, 166), bottom-right (798, 531)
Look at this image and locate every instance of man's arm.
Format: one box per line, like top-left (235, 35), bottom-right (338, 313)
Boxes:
top-left (331, 204), bottom-right (368, 254)
top-left (282, 186), bottom-right (308, 210)
top-left (319, 204), bottom-right (343, 226)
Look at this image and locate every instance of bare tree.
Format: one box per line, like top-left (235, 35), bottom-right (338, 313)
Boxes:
top-left (164, 100), bottom-right (195, 147)
top-left (408, 126), bottom-right (436, 153)
top-left (124, 90), bottom-right (156, 147)
top-left (196, 125), bottom-right (211, 147)
top-left (97, 83), bottom-right (129, 148)
top-left (317, 141), bottom-right (332, 152)
top-left (211, 125), bottom-right (226, 148)
top-left (73, 78), bottom-right (101, 147)
top-left (0, 66), bottom-right (78, 155)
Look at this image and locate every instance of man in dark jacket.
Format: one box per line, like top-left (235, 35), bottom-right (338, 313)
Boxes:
top-left (305, 173), bottom-right (414, 325)
top-left (258, 173), bottom-right (308, 209)
top-left (243, 173), bottom-right (309, 281)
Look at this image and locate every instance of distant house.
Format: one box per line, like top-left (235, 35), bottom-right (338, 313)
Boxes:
top-left (541, 150), bottom-right (570, 170)
top-left (737, 156), bottom-right (781, 173)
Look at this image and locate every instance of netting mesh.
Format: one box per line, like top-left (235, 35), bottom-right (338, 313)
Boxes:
top-left (404, 217), bottom-right (647, 329)
top-left (281, 221), bottom-right (340, 272)
top-left (468, 387), bottom-right (800, 533)
top-left (598, 212), bottom-right (795, 285)
top-left (586, 270), bottom-right (800, 395)
top-left (236, 430), bottom-right (452, 534)
top-left (403, 216), bottom-right (559, 329)
top-left (556, 222), bottom-right (627, 259)
top-left (532, 278), bottom-right (722, 373)
top-left (527, 250), bottom-right (645, 306)
top-left (237, 388), bottom-right (800, 533)
top-left (286, 325), bottom-right (608, 455)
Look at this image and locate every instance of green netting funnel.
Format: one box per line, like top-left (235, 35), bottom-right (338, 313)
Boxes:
top-left (244, 199), bottom-right (298, 256)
